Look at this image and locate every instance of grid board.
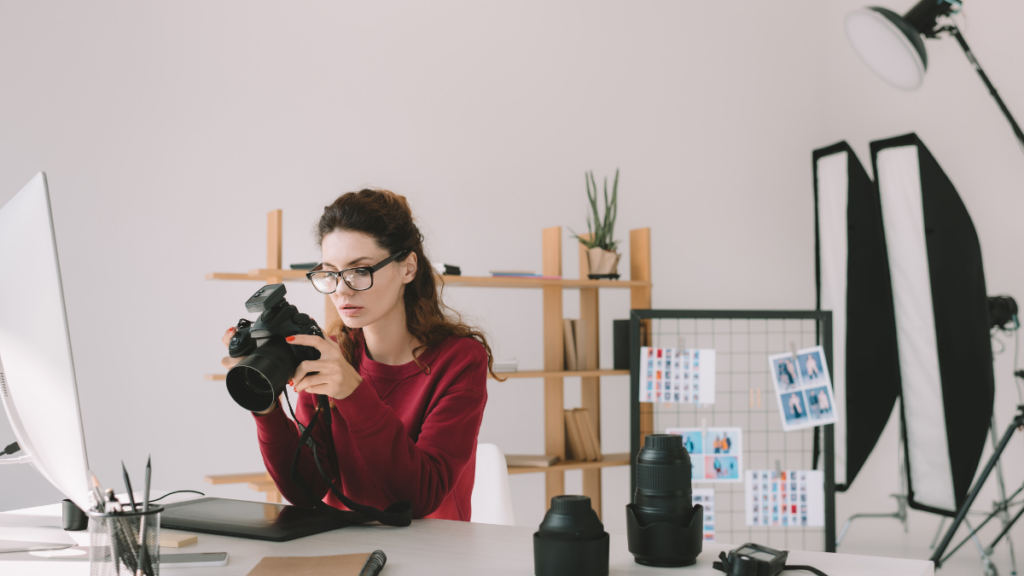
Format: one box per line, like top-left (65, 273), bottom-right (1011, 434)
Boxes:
top-left (630, 310), bottom-right (835, 553)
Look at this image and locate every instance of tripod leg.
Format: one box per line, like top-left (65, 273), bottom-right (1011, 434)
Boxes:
top-left (932, 411), bottom-right (1024, 566)
top-left (992, 415), bottom-right (1019, 575)
top-left (931, 517), bottom-right (948, 550)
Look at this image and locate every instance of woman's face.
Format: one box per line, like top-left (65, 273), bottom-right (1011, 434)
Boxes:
top-left (320, 229), bottom-right (417, 329)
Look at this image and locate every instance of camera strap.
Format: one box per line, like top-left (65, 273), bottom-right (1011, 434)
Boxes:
top-left (287, 395), bottom-right (412, 527)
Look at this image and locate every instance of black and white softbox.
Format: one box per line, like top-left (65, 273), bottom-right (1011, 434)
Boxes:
top-left (813, 142), bottom-right (902, 490)
top-left (871, 133), bottom-right (994, 516)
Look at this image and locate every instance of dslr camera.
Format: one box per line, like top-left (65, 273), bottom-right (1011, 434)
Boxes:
top-left (226, 284), bottom-right (324, 412)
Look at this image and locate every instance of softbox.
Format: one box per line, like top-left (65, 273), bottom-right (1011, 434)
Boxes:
top-left (813, 142), bottom-right (902, 490)
top-left (871, 133), bottom-right (994, 516)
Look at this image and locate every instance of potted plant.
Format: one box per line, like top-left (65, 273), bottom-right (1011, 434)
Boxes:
top-left (573, 169), bottom-right (621, 279)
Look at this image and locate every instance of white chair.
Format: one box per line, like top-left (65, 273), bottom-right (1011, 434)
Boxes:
top-left (470, 443), bottom-right (515, 525)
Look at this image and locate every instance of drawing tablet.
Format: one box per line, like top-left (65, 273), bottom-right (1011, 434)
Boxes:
top-left (159, 497), bottom-right (356, 542)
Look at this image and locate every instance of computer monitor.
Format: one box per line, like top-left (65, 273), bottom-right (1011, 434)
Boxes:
top-left (0, 173), bottom-right (91, 510)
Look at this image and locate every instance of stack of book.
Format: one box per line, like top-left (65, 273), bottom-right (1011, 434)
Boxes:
top-left (564, 408), bottom-right (601, 462)
top-left (562, 319), bottom-right (588, 371)
top-left (489, 270), bottom-right (563, 280)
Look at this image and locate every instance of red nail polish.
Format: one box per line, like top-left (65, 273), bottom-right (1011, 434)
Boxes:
top-left (288, 380), bottom-right (293, 386)
top-left (286, 336), bottom-right (295, 342)
top-left (228, 327), bottom-right (235, 333)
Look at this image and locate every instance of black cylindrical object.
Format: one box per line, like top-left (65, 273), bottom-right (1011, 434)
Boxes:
top-left (534, 495), bottom-right (609, 576)
top-left (227, 343), bottom-right (295, 412)
top-left (613, 319), bottom-right (630, 370)
top-left (626, 434), bottom-right (703, 567)
top-left (62, 498), bottom-right (88, 531)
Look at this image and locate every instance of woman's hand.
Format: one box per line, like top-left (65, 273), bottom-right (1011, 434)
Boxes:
top-left (220, 326), bottom-right (243, 370)
top-left (287, 334), bottom-right (363, 400)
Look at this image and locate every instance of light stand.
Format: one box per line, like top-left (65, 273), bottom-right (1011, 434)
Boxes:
top-left (932, 405), bottom-right (1024, 569)
top-left (846, 0), bottom-right (1024, 157)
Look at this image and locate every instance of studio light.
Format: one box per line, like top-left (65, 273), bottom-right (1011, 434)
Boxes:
top-left (844, 0), bottom-right (1024, 152)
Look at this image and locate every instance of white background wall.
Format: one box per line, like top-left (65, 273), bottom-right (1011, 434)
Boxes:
top-left (1, 0), bottom-right (1022, 560)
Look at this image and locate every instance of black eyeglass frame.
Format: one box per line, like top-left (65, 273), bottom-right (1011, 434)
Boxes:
top-left (305, 249), bottom-right (410, 294)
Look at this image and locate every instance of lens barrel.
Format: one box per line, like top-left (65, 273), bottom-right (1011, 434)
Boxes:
top-left (226, 341), bottom-right (295, 412)
top-left (626, 434), bottom-right (703, 567)
top-left (534, 495), bottom-right (609, 576)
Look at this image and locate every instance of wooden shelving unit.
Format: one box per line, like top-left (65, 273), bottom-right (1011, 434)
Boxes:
top-left (205, 211), bottom-right (652, 518)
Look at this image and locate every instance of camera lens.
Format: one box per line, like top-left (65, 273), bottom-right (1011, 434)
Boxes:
top-left (226, 342), bottom-right (295, 412)
top-left (635, 434), bottom-right (694, 526)
top-left (625, 433), bottom-right (702, 567)
top-left (533, 495), bottom-right (609, 576)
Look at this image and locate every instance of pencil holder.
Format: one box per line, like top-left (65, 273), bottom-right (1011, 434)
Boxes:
top-left (88, 506), bottom-right (163, 576)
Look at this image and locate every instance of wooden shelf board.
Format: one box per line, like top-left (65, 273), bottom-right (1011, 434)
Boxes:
top-left (506, 453), bottom-right (630, 475)
top-left (204, 472), bottom-right (270, 485)
top-left (205, 369), bottom-right (632, 381)
top-left (490, 369), bottom-right (628, 380)
top-left (207, 270), bottom-right (649, 289)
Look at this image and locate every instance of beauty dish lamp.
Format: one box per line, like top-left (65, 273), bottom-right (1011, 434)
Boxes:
top-left (844, 0), bottom-right (1024, 151)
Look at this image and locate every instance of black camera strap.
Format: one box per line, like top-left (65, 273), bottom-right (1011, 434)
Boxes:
top-left (286, 394), bottom-right (412, 527)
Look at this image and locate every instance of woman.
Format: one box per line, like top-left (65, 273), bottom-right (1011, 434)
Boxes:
top-left (221, 188), bottom-right (497, 521)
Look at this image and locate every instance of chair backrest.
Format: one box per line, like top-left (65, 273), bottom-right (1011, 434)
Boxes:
top-left (470, 443), bottom-right (515, 525)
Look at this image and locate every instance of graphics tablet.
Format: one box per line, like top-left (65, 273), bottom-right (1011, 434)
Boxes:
top-left (159, 497), bottom-right (355, 542)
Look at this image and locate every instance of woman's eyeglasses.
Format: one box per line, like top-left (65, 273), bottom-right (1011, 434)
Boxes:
top-left (306, 250), bottom-right (410, 294)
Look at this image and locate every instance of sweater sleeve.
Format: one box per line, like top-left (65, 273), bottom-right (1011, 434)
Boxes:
top-left (334, 346), bottom-right (488, 518)
top-left (252, 392), bottom-right (339, 507)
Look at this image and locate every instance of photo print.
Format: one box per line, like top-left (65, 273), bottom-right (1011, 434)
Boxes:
top-left (768, 345), bottom-right (838, 431)
top-left (744, 470), bottom-right (825, 528)
top-left (692, 488), bottom-right (715, 542)
top-left (639, 347), bottom-right (717, 405)
top-left (666, 426), bottom-right (743, 483)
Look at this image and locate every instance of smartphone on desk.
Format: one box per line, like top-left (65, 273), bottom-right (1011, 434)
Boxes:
top-left (162, 552), bottom-right (229, 567)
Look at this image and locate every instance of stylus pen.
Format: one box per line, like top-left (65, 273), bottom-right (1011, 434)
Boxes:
top-left (122, 461), bottom-right (138, 512)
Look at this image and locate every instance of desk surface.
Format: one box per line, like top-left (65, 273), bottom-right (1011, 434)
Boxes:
top-left (0, 500), bottom-right (934, 576)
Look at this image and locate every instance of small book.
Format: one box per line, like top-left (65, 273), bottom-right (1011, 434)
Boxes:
top-left (247, 552), bottom-right (383, 576)
top-left (573, 409), bottom-right (598, 461)
top-left (505, 454), bottom-right (561, 467)
top-left (575, 319), bottom-right (588, 371)
top-left (563, 319), bottom-right (578, 371)
top-left (574, 408), bottom-right (602, 462)
top-left (564, 410), bottom-right (587, 461)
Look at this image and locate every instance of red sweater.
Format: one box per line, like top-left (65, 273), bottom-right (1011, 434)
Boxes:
top-left (252, 334), bottom-right (488, 521)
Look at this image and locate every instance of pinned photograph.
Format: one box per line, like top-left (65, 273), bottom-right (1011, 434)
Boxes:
top-left (768, 345), bottom-right (838, 431)
top-left (745, 470), bottom-right (825, 527)
top-left (805, 386), bottom-right (834, 420)
top-left (779, 391), bottom-right (809, 429)
top-left (797, 348), bottom-right (828, 386)
top-left (704, 456), bottom-right (740, 481)
top-left (666, 427), bottom-right (742, 483)
top-left (770, 354), bottom-right (801, 391)
top-left (692, 488), bottom-right (715, 542)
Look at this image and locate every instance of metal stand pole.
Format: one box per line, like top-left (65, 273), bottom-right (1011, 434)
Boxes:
top-left (836, 425), bottom-right (909, 547)
top-left (941, 24), bottom-right (1024, 154)
top-left (933, 406), bottom-right (1024, 568)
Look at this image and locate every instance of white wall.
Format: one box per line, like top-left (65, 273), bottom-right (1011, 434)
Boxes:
top-left (819, 0), bottom-right (1024, 556)
top-left (1, 0), bottom-right (830, 535)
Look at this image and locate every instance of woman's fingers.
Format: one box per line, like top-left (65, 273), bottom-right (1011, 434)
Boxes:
top-left (285, 334), bottom-right (336, 359)
top-left (293, 373), bottom-right (332, 394)
top-left (222, 326), bottom-right (237, 349)
top-left (292, 359), bottom-right (331, 385)
top-left (221, 355), bottom-right (242, 369)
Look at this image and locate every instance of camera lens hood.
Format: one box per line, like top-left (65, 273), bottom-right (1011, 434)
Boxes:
top-left (534, 495), bottom-right (609, 576)
top-left (626, 502), bottom-right (704, 567)
top-left (226, 347), bottom-right (292, 412)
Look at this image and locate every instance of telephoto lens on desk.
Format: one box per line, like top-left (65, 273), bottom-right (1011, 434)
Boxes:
top-left (626, 434), bottom-right (703, 567)
top-left (533, 495), bottom-right (609, 576)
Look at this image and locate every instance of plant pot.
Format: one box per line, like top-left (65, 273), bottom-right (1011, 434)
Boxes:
top-left (587, 247), bottom-right (621, 276)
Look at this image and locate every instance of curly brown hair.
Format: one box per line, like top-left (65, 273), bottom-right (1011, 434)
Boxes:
top-left (315, 188), bottom-right (502, 380)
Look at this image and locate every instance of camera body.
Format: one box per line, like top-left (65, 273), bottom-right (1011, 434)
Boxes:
top-left (226, 284), bottom-right (324, 412)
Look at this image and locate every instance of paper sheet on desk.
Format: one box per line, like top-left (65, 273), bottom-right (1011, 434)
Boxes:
top-left (247, 553), bottom-right (372, 575)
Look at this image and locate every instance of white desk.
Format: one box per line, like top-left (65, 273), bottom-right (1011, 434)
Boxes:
top-left (0, 500), bottom-right (934, 576)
